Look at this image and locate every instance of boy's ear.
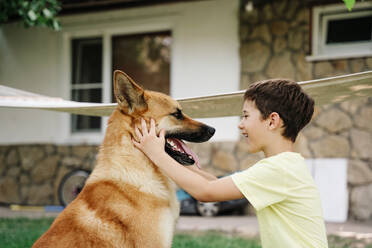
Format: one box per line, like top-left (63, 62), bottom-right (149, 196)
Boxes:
top-left (113, 70), bottom-right (148, 114)
top-left (268, 112), bottom-right (282, 130)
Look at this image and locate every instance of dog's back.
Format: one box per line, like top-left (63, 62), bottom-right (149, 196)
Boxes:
top-left (33, 70), bottom-right (214, 247)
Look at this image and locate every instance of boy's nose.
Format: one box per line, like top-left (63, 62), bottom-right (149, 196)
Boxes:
top-left (238, 120), bottom-right (243, 129)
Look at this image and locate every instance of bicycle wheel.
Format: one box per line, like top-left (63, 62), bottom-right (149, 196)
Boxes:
top-left (58, 169), bottom-right (90, 206)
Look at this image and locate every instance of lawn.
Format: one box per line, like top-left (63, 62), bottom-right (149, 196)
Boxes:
top-left (0, 218), bottom-right (54, 248)
top-left (0, 217), bottom-right (371, 248)
top-left (0, 218), bottom-right (260, 248)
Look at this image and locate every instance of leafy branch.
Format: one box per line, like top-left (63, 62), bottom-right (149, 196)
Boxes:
top-left (0, 0), bottom-right (61, 31)
top-left (343, 0), bottom-right (356, 11)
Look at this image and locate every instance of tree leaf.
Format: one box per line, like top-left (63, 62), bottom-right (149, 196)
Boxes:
top-left (27, 10), bottom-right (37, 21)
top-left (21, 1), bottom-right (29, 8)
top-left (42, 8), bottom-right (52, 18)
top-left (343, 0), bottom-right (356, 11)
top-left (53, 19), bottom-right (60, 31)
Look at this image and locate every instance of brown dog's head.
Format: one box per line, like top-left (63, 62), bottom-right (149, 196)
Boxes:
top-left (113, 70), bottom-right (215, 166)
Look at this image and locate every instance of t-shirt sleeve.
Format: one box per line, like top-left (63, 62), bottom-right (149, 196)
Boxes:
top-left (231, 160), bottom-right (288, 211)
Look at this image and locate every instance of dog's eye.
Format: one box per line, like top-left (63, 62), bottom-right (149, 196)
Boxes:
top-left (171, 109), bottom-right (184, 120)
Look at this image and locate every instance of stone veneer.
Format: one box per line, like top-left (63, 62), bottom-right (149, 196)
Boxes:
top-left (0, 142), bottom-right (264, 207)
top-left (0, 145), bottom-right (97, 205)
top-left (0, 0), bottom-right (371, 221)
top-left (237, 0), bottom-right (372, 220)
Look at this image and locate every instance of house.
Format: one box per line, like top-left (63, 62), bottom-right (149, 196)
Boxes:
top-left (0, 0), bottom-right (371, 221)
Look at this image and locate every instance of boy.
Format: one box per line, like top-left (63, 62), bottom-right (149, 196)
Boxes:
top-left (133, 79), bottom-right (328, 248)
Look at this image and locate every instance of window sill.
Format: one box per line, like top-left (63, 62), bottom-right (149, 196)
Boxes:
top-left (306, 52), bottom-right (372, 62)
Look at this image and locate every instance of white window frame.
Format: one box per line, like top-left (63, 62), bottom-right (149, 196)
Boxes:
top-left (58, 12), bottom-right (176, 144)
top-left (71, 38), bottom-right (103, 133)
top-left (307, 2), bottom-right (372, 62)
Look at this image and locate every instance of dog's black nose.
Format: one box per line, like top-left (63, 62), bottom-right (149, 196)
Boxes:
top-left (207, 126), bottom-right (216, 137)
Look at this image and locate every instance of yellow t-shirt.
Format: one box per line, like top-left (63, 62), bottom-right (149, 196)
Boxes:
top-left (231, 152), bottom-right (328, 248)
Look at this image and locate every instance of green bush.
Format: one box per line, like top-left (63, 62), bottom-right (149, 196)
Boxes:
top-left (0, 0), bottom-right (61, 30)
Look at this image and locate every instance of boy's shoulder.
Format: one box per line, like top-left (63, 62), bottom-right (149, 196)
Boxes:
top-left (253, 152), bottom-right (308, 176)
top-left (260, 152), bottom-right (304, 165)
top-left (258, 152), bottom-right (315, 184)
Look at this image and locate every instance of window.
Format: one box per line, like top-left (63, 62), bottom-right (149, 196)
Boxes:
top-left (308, 3), bottom-right (372, 61)
top-left (326, 15), bottom-right (372, 44)
top-left (71, 37), bottom-right (103, 133)
top-left (69, 31), bottom-right (171, 135)
top-left (112, 31), bottom-right (171, 97)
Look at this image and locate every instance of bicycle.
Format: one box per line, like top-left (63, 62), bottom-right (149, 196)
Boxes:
top-left (58, 169), bottom-right (91, 206)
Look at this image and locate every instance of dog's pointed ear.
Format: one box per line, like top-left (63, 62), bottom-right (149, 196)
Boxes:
top-left (113, 70), bottom-right (148, 114)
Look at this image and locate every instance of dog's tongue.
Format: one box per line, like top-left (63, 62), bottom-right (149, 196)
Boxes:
top-left (172, 139), bottom-right (200, 169)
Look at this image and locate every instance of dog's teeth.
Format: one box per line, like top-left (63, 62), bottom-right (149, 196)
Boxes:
top-left (167, 139), bottom-right (189, 154)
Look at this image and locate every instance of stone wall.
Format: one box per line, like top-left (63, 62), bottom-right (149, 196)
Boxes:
top-left (0, 142), bottom-right (263, 207)
top-left (0, 145), bottom-right (97, 205)
top-left (238, 0), bottom-right (372, 220)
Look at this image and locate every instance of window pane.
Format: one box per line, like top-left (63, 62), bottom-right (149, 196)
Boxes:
top-left (72, 38), bottom-right (102, 84)
top-left (71, 88), bottom-right (102, 103)
top-left (72, 115), bottom-right (101, 132)
top-left (326, 16), bottom-right (372, 44)
top-left (71, 37), bottom-right (102, 133)
top-left (112, 31), bottom-right (171, 100)
top-left (71, 88), bottom-right (102, 133)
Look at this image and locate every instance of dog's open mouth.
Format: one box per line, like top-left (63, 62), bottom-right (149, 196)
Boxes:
top-left (165, 138), bottom-right (200, 167)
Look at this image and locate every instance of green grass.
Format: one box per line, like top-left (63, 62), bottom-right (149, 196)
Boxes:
top-left (173, 232), bottom-right (261, 248)
top-left (0, 218), bottom-right (371, 248)
top-left (0, 217), bottom-right (54, 248)
top-left (0, 218), bottom-right (260, 248)
top-left (328, 235), bottom-right (372, 248)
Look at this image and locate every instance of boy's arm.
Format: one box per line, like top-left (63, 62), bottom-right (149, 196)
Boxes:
top-left (186, 165), bottom-right (218, 181)
top-left (151, 151), bottom-right (243, 202)
top-left (132, 119), bottom-right (244, 202)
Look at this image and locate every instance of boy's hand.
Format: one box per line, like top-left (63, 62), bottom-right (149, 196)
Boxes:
top-left (132, 118), bottom-right (166, 162)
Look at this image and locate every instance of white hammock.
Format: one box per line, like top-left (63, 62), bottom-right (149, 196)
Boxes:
top-left (1, 71), bottom-right (371, 118)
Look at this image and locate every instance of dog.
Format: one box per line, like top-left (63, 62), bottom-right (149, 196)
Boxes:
top-left (32, 70), bottom-right (215, 248)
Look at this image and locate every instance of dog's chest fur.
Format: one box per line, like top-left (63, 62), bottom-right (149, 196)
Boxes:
top-left (89, 111), bottom-right (178, 201)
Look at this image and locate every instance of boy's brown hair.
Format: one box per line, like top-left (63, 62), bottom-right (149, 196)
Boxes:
top-left (244, 79), bottom-right (314, 142)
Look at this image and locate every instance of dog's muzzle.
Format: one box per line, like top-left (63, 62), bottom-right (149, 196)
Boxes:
top-left (164, 124), bottom-right (215, 167)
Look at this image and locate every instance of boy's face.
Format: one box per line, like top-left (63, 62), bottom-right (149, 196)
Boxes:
top-left (238, 100), bottom-right (268, 154)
